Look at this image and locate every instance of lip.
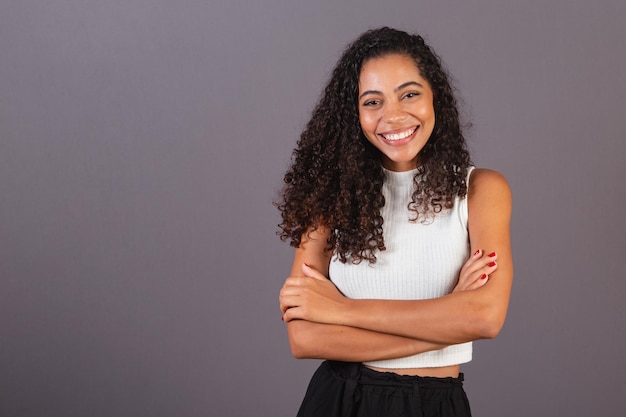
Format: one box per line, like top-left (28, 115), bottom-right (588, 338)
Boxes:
top-left (377, 126), bottom-right (419, 146)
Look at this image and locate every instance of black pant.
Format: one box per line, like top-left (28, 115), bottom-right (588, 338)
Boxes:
top-left (297, 361), bottom-right (471, 417)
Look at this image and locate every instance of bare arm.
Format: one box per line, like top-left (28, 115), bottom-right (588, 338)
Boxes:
top-left (282, 169), bottom-right (513, 345)
top-left (286, 320), bottom-right (446, 361)
top-left (282, 227), bottom-right (446, 360)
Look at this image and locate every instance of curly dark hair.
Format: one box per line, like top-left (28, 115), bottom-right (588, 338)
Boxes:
top-left (277, 27), bottom-right (471, 264)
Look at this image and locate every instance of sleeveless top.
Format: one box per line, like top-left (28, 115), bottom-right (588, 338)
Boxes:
top-left (328, 167), bottom-right (474, 368)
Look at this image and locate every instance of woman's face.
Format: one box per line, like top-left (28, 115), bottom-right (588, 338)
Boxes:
top-left (358, 53), bottom-right (435, 172)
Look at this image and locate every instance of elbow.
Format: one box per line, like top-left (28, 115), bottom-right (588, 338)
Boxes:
top-left (289, 335), bottom-right (310, 359)
top-left (287, 321), bottom-right (320, 359)
top-left (291, 346), bottom-right (312, 360)
top-left (474, 305), bottom-right (507, 340)
top-left (478, 318), bottom-right (504, 340)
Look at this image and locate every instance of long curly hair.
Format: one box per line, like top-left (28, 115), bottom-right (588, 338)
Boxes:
top-left (277, 27), bottom-right (471, 264)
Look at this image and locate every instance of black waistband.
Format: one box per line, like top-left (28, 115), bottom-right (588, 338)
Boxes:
top-left (328, 360), bottom-right (464, 388)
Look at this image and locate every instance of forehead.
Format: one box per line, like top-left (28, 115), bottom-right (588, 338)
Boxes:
top-left (358, 53), bottom-right (426, 89)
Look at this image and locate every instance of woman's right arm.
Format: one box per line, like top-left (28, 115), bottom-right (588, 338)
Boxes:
top-left (282, 226), bottom-right (445, 361)
top-left (286, 319), bottom-right (445, 361)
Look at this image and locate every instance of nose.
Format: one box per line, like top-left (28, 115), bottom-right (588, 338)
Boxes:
top-left (382, 100), bottom-right (406, 124)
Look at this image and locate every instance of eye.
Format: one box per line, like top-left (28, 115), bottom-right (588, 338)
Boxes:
top-left (362, 99), bottom-right (381, 107)
top-left (403, 92), bottom-right (420, 100)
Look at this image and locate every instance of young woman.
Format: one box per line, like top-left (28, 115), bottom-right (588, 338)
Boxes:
top-left (277, 27), bottom-right (512, 417)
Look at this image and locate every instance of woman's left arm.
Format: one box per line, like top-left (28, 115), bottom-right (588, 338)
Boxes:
top-left (281, 169), bottom-right (513, 345)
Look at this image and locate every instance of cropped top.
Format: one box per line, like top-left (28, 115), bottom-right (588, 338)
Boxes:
top-left (329, 166), bottom-right (474, 369)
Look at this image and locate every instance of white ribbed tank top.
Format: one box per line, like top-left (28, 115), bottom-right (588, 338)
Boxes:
top-left (329, 166), bottom-right (474, 368)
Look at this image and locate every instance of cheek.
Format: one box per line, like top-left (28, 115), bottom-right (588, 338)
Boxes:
top-left (423, 97), bottom-right (436, 119)
top-left (417, 102), bottom-right (435, 120)
top-left (359, 113), bottom-right (376, 134)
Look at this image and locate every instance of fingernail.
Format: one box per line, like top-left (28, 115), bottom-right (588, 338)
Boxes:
top-left (473, 249), bottom-right (480, 256)
top-left (488, 252), bottom-right (496, 257)
top-left (488, 261), bottom-right (496, 267)
top-left (281, 316), bottom-right (284, 321)
top-left (480, 274), bottom-right (487, 279)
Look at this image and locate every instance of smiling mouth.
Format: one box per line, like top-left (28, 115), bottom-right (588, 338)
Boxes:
top-left (379, 126), bottom-right (417, 141)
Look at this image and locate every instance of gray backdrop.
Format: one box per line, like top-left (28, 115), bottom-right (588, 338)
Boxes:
top-left (1, 1), bottom-right (625, 416)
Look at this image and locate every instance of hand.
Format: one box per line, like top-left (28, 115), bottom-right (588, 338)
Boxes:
top-left (452, 249), bottom-right (498, 293)
top-left (280, 263), bottom-right (348, 323)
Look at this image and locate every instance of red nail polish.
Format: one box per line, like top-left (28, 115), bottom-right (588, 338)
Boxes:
top-left (480, 274), bottom-right (487, 279)
top-left (488, 252), bottom-right (496, 257)
top-left (488, 261), bottom-right (496, 267)
top-left (473, 249), bottom-right (480, 256)
top-left (281, 316), bottom-right (284, 321)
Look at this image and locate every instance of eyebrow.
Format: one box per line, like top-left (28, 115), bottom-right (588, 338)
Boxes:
top-left (359, 81), bottom-right (425, 100)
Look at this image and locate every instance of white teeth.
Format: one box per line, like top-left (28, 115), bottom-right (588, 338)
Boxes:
top-left (382, 127), bottom-right (416, 141)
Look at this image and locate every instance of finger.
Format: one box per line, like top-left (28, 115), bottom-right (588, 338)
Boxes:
top-left (279, 295), bottom-right (289, 313)
top-left (301, 263), bottom-right (327, 280)
top-left (469, 250), bottom-right (498, 263)
top-left (476, 259), bottom-right (498, 278)
top-left (471, 262), bottom-right (498, 289)
top-left (485, 251), bottom-right (498, 262)
top-left (459, 262), bottom-right (497, 290)
top-left (459, 249), bottom-right (483, 276)
top-left (283, 276), bottom-right (305, 286)
top-left (279, 300), bottom-right (299, 314)
top-left (282, 276), bottom-right (314, 290)
top-left (464, 251), bottom-right (498, 275)
top-left (279, 290), bottom-right (302, 309)
top-left (279, 291), bottom-right (298, 313)
top-left (282, 306), bottom-right (304, 322)
top-left (470, 273), bottom-right (490, 290)
top-left (279, 285), bottom-right (297, 300)
top-left (280, 303), bottom-right (297, 315)
top-left (483, 259), bottom-right (498, 274)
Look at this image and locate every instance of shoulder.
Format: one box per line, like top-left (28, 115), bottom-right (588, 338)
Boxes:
top-left (468, 168), bottom-right (511, 198)
top-left (467, 168), bottom-right (512, 215)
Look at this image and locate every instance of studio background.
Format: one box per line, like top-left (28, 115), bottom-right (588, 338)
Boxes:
top-left (1, 1), bottom-right (624, 416)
